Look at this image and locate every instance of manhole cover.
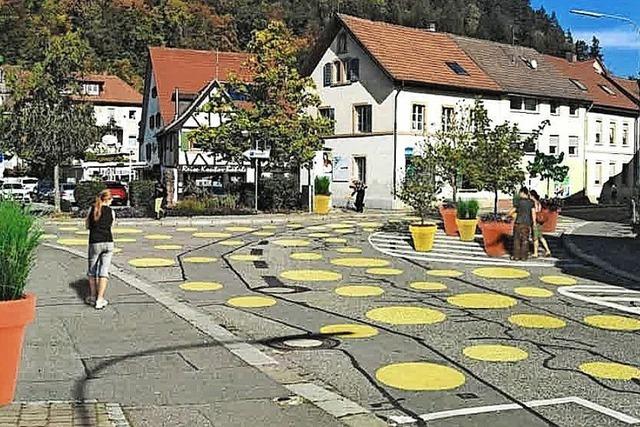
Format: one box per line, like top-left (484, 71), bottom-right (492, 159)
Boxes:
top-left (265, 336), bottom-right (340, 351)
top-left (262, 287), bottom-right (298, 294)
top-left (283, 339), bottom-right (324, 348)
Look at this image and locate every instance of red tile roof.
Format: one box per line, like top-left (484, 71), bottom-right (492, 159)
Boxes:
top-left (78, 74), bottom-right (142, 105)
top-left (612, 76), bottom-right (640, 101)
top-left (149, 47), bottom-right (252, 124)
top-left (338, 15), bottom-right (501, 92)
top-left (546, 57), bottom-right (638, 112)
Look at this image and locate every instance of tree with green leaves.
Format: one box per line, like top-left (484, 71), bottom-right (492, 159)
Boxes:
top-left (589, 36), bottom-right (603, 61)
top-left (189, 20), bottom-right (331, 171)
top-left (527, 150), bottom-right (569, 197)
top-left (396, 143), bottom-right (442, 224)
top-left (0, 32), bottom-right (98, 212)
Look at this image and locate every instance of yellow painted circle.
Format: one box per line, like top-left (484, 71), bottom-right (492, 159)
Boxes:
top-left (320, 324), bottom-right (379, 339)
top-left (113, 248), bottom-right (123, 254)
top-left (376, 362), bottom-right (465, 391)
top-left (336, 247), bottom-right (362, 254)
top-left (145, 234), bottom-right (173, 240)
top-left (113, 228), bottom-right (142, 234)
top-left (229, 254), bottom-right (262, 262)
top-left (473, 267), bottom-right (530, 279)
top-left (515, 287), bottom-right (554, 298)
top-left (330, 258), bottom-right (390, 268)
top-left (410, 282), bottom-right (447, 291)
top-left (306, 225), bottom-right (328, 231)
top-left (183, 257), bottom-right (217, 264)
top-left (509, 314), bottom-right (566, 329)
top-left (324, 237), bottom-right (347, 244)
top-left (58, 226), bottom-right (79, 231)
top-left (273, 239), bottom-right (310, 247)
top-left (363, 228), bottom-right (377, 232)
top-left (261, 225), bottom-right (278, 230)
top-left (252, 231), bottom-right (275, 237)
top-left (308, 232), bottom-right (333, 238)
top-left (193, 232), bottom-right (233, 239)
top-left (540, 275), bottom-right (577, 286)
top-left (155, 245), bottom-right (183, 250)
top-left (427, 270), bottom-right (463, 278)
top-left (334, 229), bottom-right (356, 234)
top-left (286, 223), bottom-right (304, 228)
top-left (367, 268), bottom-right (403, 276)
top-left (290, 252), bottom-right (323, 261)
top-left (463, 345), bottom-right (528, 362)
top-left (227, 296), bottom-right (277, 308)
top-left (219, 240), bottom-right (245, 246)
top-left (403, 216), bottom-right (422, 221)
top-left (41, 234), bottom-right (58, 240)
top-left (579, 362), bottom-right (640, 380)
top-left (447, 293), bottom-right (518, 309)
top-left (358, 222), bottom-right (382, 228)
top-left (327, 223), bottom-right (353, 229)
top-left (176, 227), bottom-right (198, 232)
top-left (280, 270), bottom-right (342, 282)
top-left (366, 306), bottom-right (446, 325)
top-left (335, 285), bottom-right (385, 297)
top-left (584, 315), bottom-right (640, 331)
top-left (114, 237), bottom-right (136, 243)
top-left (57, 238), bottom-right (88, 246)
top-left (128, 258), bottom-right (175, 268)
top-left (225, 226), bottom-right (255, 232)
top-left (75, 230), bottom-right (89, 236)
top-left (180, 282), bottom-right (223, 292)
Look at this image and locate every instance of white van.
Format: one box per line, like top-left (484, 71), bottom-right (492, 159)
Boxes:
top-left (21, 177), bottom-right (39, 193)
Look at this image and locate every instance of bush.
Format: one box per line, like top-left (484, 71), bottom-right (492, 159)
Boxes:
top-left (458, 199), bottom-right (479, 219)
top-left (314, 176), bottom-right (331, 196)
top-left (168, 195), bottom-right (250, 217)
top-left (129, 180), bottom-right (156, 214)
top-left (74, 181), bottom-right (107, 211)
top-left (259, 175), bottom-right (301, 212)
top-left (0, 200), bottom-right (42, 300)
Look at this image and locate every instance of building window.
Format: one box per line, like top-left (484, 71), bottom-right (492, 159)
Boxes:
top-left (595, 120), bottom-right (602, 144)
top-left (82, 83), bottom-right (100, 96)
top-left (524, 98), bottom-right (538, 112)
top-left (570, 79), bottom-right (588, 91)
top-left (319, 107), bottom-right (335, 133)
top-left (129, 110), bottom-right (136, 119)
top-left (595, 161), bottom-right (603, 185)
top-left (107, 107), bottom-right (115, 120)
top-left (149, 115), bottom-right (155, 130)
top-left (155, 112), bottom-right (162, 128)
top-left (337, 33), bottom-right (348, 54)
top-left (569, 104), bottom-right (579, 116)
top-left (354, 105), bottom-right (372, 133)
top-left (151, 87), bottom-right (157, 98)
top-left (549, 135), bottom-right (559, 155)
top-left (550, 101), bottom-right (559, 115)
top-left (347, 58), bottom-right (360, 82)
top-left (623, 123), bottom-right (629, 146)
top-left (442, 106), bottom-right (454, 131)
top-left (609, 161), bottom-right (617, 179)
top-left (323, 63), bottom-right (332, 87)
top-left (600, 84), bottom-right (616, 96)
top-left (446, 61), bottom-right (468, 76)
top-left (353, 156), bottom-right (366, 183)
top-left (334, 61), bottom-right (344, 85)
top-left (412, 104), bottom-right (425, 131)
top-left (521, 133), bottom-right (536, 154)
top-left (510, 96), bottom-right (538, 112)
top-left (568, 136), bottom-right (579, 157)
top-left (609, 121), bottom-right (616, 145)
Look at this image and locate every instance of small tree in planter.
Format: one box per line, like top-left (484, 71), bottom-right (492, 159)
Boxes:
top-left (314, 176), bottom-right (331, 214)
top-left (527, 150), bottom-right (568, 232)
top-left (0, 200), bottom-right (42, 404)
top-left (456, 199), bottom-right (480, 241)
top-left (396, 146), bottom-right (442, 252)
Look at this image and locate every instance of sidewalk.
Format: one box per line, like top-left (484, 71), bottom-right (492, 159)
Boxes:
top-left (0, 246), bottom-right (343, 427)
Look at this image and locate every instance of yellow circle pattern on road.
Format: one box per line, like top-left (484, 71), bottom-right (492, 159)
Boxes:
top-left (114, 237), bottom-right (137, 243)
top-left (75, 230), bottom-right (89, 236)
top-left (509, 314), bottom-right (566, 329)
top-left (183, 257), bottom-right (217, 264)
top-left (334, 229), bottom-right (356, 234)
top-left (447, 293), bottom-right (518, 309)
top-left (515, 287), bottom-right (554, 298)
top-left (227, 296), bottom-right (277, 308)
top-left (128, 258), bottom-right (175, 268)
top-left (286, 223), bottom-right (304, 228)
top-left (180, 282), bottom-right (223, 292)
top-left (58, 226), bottom-right (79, 231)
top-left (579, 362), bottom-right (640, 380)
top-left (113, 248), bottom-right (123, 254)
top-left (336, 247), bottom-right (363, 254)
top-left (583, 315), bottom-right (640, 331)
top-left (327, 223), bottom-right (353, 229)
top-left (252, 231), bottom-right (275, 237)
top-left (225, 226), bottom-right (256, 232)
top-left (145, 234), bottom-right (173, 240)
top-left (308, 233), bottom-right (332, 238)
top-left (306, 225), bottom-right (328, 231)
top-left (335, 285), bottom-right (385, 297)
top-left (290, 252), bottom-right (323, 261)
top-left (358, 222), bottom-right (382, 228)
top-left (410, 282), bottom-right (447, 291)
top-left (155, 245), bottom-right (183, 250)
top-left (325, 237), bottom-right (348, 244)
top-left (41, 234), bottom-right (58, 240)
top-left (193, 232), bottom-right (233, 239)
top-left (463, 345), bottom-right (529, 362)
top-left (376, 362), bottom-right (465, 391)
top-left (113, 228), bottom-right (143, 234)
top-left (540, 275), bottom-right (577, 286)
top-left (57, 238), bottom-right (88, 246)
top-left (320, 324), bottom-right (379, 339)
top-left (367, 268), bottom-right (403, 276)
top-left (176, 227), bottom-right (198, 232)
top-left (229, 254), bottom-right (262, 262)
top-left (219, 240), bottom-right (245, 246)
top-left (280, 270), bottom-right (343, 282)
top-left (366, 306), bottom-right (446, 325)
top-left (473, 267), bottom-right (530, 279)
top-left (427, 269), bottom-right (463, 278)
top-left (273, 239), bottom-right (311, 247)
top-left (261, 225), bottom-right (278, 230)
top-left (330, 258), bottom-right (390, 268)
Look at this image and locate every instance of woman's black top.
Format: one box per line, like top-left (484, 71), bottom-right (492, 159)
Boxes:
top-left (88, 206), bottom-right (114, 244)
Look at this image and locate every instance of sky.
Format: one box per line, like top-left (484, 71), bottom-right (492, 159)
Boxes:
top-left (532, 0), bottom-right (639, 78)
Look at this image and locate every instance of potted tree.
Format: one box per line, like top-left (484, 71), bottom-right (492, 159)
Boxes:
top-left (0, 200), bottom-right (41, 405)
top-left (397, 145), bottom-right (442, 252)
top-left (527, 151), bottom-right (568, 232)
top-left (314, 176), bottom-right (331, 214)
top-left (456, 199), bottom-right (480, 241)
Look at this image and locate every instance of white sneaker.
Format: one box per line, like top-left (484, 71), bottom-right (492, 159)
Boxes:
top-left (85, 296), bottom-right (96, 306)
top-left (95, 298), bottom-right (109, 310)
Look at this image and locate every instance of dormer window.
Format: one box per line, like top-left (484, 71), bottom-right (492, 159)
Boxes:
top-left (334, 60), bottom-right (344, 84)
top-left (570, 79), bottom-right (587, 91)
top-left (337, 33), bottom-right (348, 54)
top-left (599, 84), bottom-right (616, 96)
top-left (446, 62), bottom-right (468, 76)
top-left (82, 83), bottom-right (100, 96)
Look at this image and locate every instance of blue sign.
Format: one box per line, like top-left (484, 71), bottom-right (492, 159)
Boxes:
top-left (0, 153), bottom-right (4, 162)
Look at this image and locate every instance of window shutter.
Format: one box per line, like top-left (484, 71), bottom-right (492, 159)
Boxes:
top-left (349, 58), bottom-right (360, 82)
top-left (323, 63), bottom-right (332, 87)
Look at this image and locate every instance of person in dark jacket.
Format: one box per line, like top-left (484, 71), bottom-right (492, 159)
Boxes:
top-left (508, 187), bottom-right (537, 261)
top-left (85, 190), bottom-right (114, 309)
top-left (350, 180), bottom-right (367, 213)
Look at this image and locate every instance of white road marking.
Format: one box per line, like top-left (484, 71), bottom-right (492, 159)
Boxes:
top-left (389, 396), bottom-right (640, 425)
top-left (558, 285), bottom-right (640, 315)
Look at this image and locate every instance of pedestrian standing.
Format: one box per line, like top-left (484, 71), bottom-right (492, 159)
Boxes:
top-left (508, 187), bottom-right (536, 261)
top-left (611, 184), bottom-right (618, 204)
top-left (154, 179), bottom-right (166, 220)
top-left (530, 190), bottom-right (552, 258)
top-left (85, 190), bottom-right (114, 310)
top-left (350, 180), bottom-right (367, 213)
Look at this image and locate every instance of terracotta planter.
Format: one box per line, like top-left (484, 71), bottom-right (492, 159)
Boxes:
top-left (0, 293), bottom-right (36, 405)
top-left (313, 195), bottom-right (331, 215)
top-left (540, 208), bottom-right (560, 233)
top-left (456, 218), bottom-right (478, 242)
top-left (439, 206), bottom-right (458, 236)
top-left (409, 224), bottom-right (437, 252)
top-left (479, 220), bottom-right (514, 257)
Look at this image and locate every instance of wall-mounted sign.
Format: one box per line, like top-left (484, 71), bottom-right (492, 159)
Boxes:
top-left (332, 154), bottom-right (351, 182)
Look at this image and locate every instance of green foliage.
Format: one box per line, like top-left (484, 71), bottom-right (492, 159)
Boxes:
top-left (456, 199), bottom-right (469, 219)
top-left (0, 200), bottom-right (42, 301)
top-left (74, 181), bottom-right (107, 211)
top-left (396, 144), bottom-right (442, 224)
top-left (259, 175), bottom-right (301, 212)
top-left (314, 176), bottom-right (331, 196)
top-left (456, 199), bottom-right (479, 219)
top-left (527, 150), bottom-right (569, 197)
top-left (129, 180), bottom-right (156, 213)
top-left (170, 195), bottom-right (242, 216)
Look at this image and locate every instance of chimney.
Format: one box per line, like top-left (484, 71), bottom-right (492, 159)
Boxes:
top-left (565, 51), bottom-right (577, 63)
top-left (425, 22), bottom-right (436, 32)
top-left (174, 88), bottom-right (179, 118)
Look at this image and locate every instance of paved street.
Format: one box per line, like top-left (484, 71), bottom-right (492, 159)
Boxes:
top-left (5, 213), bottom-right (640, 426)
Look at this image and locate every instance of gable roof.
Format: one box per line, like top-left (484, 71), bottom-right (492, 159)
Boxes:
top-left (450, 36), bottom-right (591, 102)
top-left (336, 14), bottom-right (501, 93)
top-left (546, 57), bottom-right (638, 112)
top-left (77, 74), bottom-right (142, 106)
top-left (612, 76), bottom-right (640, 103)
top-left (148, 47), bottom-right (252, 124)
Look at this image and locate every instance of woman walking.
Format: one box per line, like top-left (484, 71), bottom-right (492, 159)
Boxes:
top-left (530, 190), bottom-right (552, 257)
top-left (85, 190), bottom-right (114, 309)
top-left (509, 187), bottom-right (536, 261)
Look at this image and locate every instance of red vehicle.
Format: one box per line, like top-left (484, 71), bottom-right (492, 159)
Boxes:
top-left (104, 181), bottom-right (128, 205)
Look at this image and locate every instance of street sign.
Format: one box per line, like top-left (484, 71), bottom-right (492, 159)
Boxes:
top-left (243, 149), bottom-right (270, 160)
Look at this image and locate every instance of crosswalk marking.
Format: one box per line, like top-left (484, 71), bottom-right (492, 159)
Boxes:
top-left (558, 285), bottom-right (640, 315)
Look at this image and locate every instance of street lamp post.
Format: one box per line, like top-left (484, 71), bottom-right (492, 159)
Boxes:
top-left (241, 130), bottom-right (259, 213)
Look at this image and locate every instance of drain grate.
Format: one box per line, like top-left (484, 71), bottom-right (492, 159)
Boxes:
top-left (251, 249), bottom-right (264, 255)
top-left (254, 260), bottom-right (269, 269)
top-left (262, 276), bottom-right (284, 287)
top-left (258, 240), bottom-right (269, 245)
top-left (457, 393), bottom-right (479, 400)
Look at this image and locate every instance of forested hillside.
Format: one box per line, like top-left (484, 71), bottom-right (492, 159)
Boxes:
top-left (0, 0), bottom-right (590, 90)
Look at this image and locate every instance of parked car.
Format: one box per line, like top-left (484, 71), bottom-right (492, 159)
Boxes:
top-left (104, 181), bottom-right (128, 205)
top-left (60, 183), bottom-right (76, 204)
top-left (0, 183), bottom-right (32, 203)
top-left (20, 177), bottom-right (39, 194)
top-left (33, 181), bottom-right (54, 203)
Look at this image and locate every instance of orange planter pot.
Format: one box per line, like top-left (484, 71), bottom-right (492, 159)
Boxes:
top-left (439, 206), bottom-right (458, 236)
top-left (0, 293), bottom-right (36, 405)
top-left (540, 209), bottom-right (560, 233)
top-left (479, 221), bottom-right (514, 257)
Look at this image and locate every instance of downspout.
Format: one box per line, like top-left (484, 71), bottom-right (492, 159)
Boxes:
top-left (584, 103), bottom-right (594, 199)
top-left (392, 81), bottom-right (404, 205)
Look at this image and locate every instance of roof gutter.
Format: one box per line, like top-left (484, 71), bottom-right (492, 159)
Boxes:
top-left (393, 81), bottom-right (405, 204)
